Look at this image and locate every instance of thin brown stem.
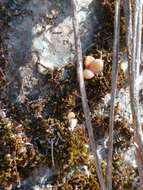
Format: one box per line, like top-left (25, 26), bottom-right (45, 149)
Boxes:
top-left (135, 0), bottom-right (143, 79)
top-left (124, 0), bottom-right (143, 155)
top-left (135, 131), bottom-right (143, 188)
top-left (124, 0), bottom-right (143, 188)
top-left (106, 0), bottom-right (120, 189)
top-left (71, 0), bottom-right (107, 190)
top-left (136, 150), bottom-right (143, 188)
top-left (133, 0), bottom-right (143, 155)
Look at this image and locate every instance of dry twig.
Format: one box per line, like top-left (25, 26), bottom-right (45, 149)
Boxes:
top-left (106, 0), bottom-right (120, 189)
top-left (124, 0), bottom-right (143, 188)
top-left (124, 0), bottom-right (143, 155)
top-left (134, 132), bottom-right (143, 188)
top-left (132, 1), bottom-right (143, 153)
top-left (71, 0), bottom-right (107, 189)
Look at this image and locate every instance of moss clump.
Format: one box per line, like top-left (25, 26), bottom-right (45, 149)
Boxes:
top-left (42, 64), bottom-right (81, 121)
top-left (0, 92), bottom-right (137, 189)
top-left (30, 118), bottom-right (72, 168)
top-left (90, 0), bottom-right (125, 52)
top-left (52, 115), bottom-right (136, 190)
top-left (112, 155), bottom-right (137, 190)
top-left (0, 59), bottom-right (130, 189)
top-left (0, 117), bottom-right (43, 188)
top-left (54, 170), bottom-right (100, 190)
top-left (53, 156), bottom-right (136, 190)
top-left (92, 115), bottom-right (133, 151)
top-left (85, 52), bottom-right (125, 110)
top-left (0, 112), bottom-right (89, 189)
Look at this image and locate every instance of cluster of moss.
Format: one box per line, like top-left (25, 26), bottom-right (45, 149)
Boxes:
top-left (0, 117), bottom-right (42, 188)
top-left (53, 153), bottom-right (136, 190)
top-left (85, 52), bottom-right (125, 110)
top-left (92, 114), bottom-right (133, 147)
top-left (0, 68), bottom-right (137, 188)
top-left (91, 0), bottom-right (125, 52)
top-left (112, 155), bottom-right (137, 190)
top-left (0, 58), bottom-right (133, 189)
top-left (0, 112), bottom-right (89, 189)
top-left (54, 114), bottom-right (135, 189)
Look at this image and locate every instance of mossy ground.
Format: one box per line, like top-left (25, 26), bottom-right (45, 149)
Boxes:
top-left (0, 61), bottom-right (137, 189)
top-left (0, 1), bottom-right (138, 190)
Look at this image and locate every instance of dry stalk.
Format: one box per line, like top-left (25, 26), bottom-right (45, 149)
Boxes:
top-left (71, 0), bottom-right (107, 189)
top-left (136, 150), bottom-right (143, 188)
top-left (51, 139), bottom-right (55, 168)
top-left (134, 0), bottom-right (143, 79)
top-left (124, 0), bottom-right (143, 155)
top-left (133, 1), bottom-right (143, 160)
top-left (124, 0), bottom-right (143, 188)
top-left (134, 132), bottom-right (143, 188)
top-left (106, 0), bottom-right (120, 189)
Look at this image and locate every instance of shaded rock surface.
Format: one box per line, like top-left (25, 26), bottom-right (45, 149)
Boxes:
top-left (2, 0), bottom-right (101, 103)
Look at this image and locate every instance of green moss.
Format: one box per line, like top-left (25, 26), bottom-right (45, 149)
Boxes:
top-left (0, 117), bottom-right (43, 187)
top-left (0, 112), bottom-right (89, 188)
top-left (85, 52), bottom-right (125, 111)
top-left (112, 155), bottom-right (137, 190)
top-left (0, 98), bottom-right (137, 189)
top-left (54, 156), bottom-right (136, 190)
top-left (91, 0), bottom-right (125, 52)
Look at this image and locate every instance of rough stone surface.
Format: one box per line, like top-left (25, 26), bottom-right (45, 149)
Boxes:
top-left (21, 167), bottom-right (54, 189)
top-left (2, 0), bottom-right (100, 103)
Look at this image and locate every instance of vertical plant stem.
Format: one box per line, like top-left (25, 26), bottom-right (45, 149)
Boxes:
top-left (124, 0), bottom-right (143, 188)
top-left (132, 0), bottom-right (138, 78)
top-left (126, 0), bottom-right (143, 155)
top-left (133, 0), bottom-right (143, 152)
top-left (106, 0), bottom-right (120, 189)
top-left (135, 132), bottom-right (143, 188)
top-left (136, 150), bottom-right (143, 188)
top-left (51, 139), bottom-right (55, 168)
top-left (71, 0), bottom-right (107, 190)
top-left (135, 1), bottom-right (143, 183)
top-left (135, 0), bottom-right (143, 79)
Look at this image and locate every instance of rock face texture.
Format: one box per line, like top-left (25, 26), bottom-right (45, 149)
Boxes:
top-left (2, 0), bottom-right (101, 102)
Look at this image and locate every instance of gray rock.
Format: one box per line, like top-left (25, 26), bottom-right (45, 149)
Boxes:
top-left (2, 0), bottom-right (101, 102)
top-left (21, 166), bottom-right (54, 189)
